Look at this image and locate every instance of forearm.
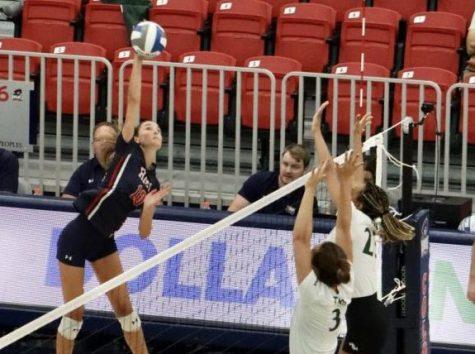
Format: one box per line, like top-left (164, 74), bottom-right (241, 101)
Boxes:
top-left (293, 186), bottom-right (316, 245)
top-left (335, 180), bottom-right (352, 238)
top-left (334, 179), bottom-right (353, 260)
top-left (314, 130), bottom-right (340, 206)
top-left (352, 126), bottom-right (365, 186)
top-left (139, 204), bottom-right (155, 237)
top-left (123, 56), bottom-right (142, 139)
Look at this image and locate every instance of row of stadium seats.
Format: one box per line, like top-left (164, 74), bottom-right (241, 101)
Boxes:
top-left (1, 37), bottom-right (472, 143)
top-left (18, 0), bottom-right (470, 74)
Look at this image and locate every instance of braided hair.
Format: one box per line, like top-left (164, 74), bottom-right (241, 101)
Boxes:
top-left (357, 181), bottom-right (415, 242)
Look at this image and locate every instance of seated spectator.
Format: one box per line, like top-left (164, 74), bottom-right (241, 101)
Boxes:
top-left (0, 148), bottom-right (19, 193)
top-left (228, 144), bottom-right (318, 216)
top-left (62, 122), bottom-right (118, 199)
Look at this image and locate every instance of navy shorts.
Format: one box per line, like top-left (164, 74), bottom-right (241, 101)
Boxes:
top-left (342, 293), bottom-right (389, 354)
top-left (56, 214), bottom-right (117, 267)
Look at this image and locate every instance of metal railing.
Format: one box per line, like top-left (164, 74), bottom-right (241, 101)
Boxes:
top-left (444, 82), bottom-right (475, 196)
top-left (117, 59), bottom-right (276, 208)
top-left (3, 47), bottom-right (475, 204)
top-left (281, 72), bottom-right (443, 194)
top-left (0, 49), bottom-right (113, 196)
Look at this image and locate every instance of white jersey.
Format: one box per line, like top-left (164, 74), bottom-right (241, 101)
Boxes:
top-left (328, 202), bottom-right (378, 298)
top-left (289, 268), bottom-right (354, 354)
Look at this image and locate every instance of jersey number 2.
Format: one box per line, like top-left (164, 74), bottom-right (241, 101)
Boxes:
top-left (363, 227), bottom-right (376, 257)
top-left (329, 309), bottom-right (341, 332)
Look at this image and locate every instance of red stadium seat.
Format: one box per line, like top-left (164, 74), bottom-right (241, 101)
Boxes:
top-left (339, 7), bottom-right (401, 71)
top-left (0, 37), bottom-right (42, 80)
top-left (208, 0), bottom-right (219, 13)
top-left (261, 0), bottom-right (296, 18)
top-left (437, 0), bottom-right (475, 25)
top-left (326, 62), bottom-right (390, 135)
top-left (211, 0), bottom-right (272, 66)
top-left (46, 42), bottom-right (106, 115)
top-left (371, 0), bottom-right (428, 21)
top-left (459, 75), bottom-right (475, 144)
top-left (21, 0), bottom-right (78, 52)
top-left (149, 0), bottom-right (207, 61)
top-left (84, 1), bottom-right (129, 61)
top-left (393, 67), bottom-right (457, 141)
top-left (112, 47), bottom-right (171, 121)
top-left (309, 0), bottom-right (364, 23)
top-left (404, 12), bottom-right (466, 74)
top-left (175, 51), bottom-right (236, 125)
top-left (241, 56), bottom-right (302, 130)
top-left (275, 3), bottom-right (336, 73)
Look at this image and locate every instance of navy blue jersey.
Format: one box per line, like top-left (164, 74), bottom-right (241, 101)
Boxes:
top-left (63, 157), bottom-right (106, 197)
top-left (74, 134), bottom-right (160, 237)
top-left (237, 171), bottom-right (318, 216)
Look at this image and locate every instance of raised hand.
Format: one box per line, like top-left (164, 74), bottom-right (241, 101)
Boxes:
top-left (354, 112), bottom-right (372, 137)
top-left (336, 151), bottom-right (362, 181)
top-left (305, 159), bottom-right (330, 189)
top-left (144, 184), bottom-right (172, 209)
top-left (311, 101), bottom-right (330, 135)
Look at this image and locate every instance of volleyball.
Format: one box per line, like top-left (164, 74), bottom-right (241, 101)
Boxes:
top-left (130, 21), bottom-right (167, 58)
top-left (458, 214), bottom-right (475, 233)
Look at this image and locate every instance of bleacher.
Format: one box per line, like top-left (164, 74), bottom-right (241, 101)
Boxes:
top-left (1, 0), bottom-right (475, 207)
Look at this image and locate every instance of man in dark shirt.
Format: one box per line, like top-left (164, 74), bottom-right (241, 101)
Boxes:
top-left (228, 144), bottom-right (317, 216)
top-left (0, 148), bottom-right (19, 193)
top-left (62, 122), bottom-right (118, 199)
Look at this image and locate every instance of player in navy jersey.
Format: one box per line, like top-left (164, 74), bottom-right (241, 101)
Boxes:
top-left (55, 55), bottom-right (171, 354)
top-left (312, 101), bottom-right (414, 354)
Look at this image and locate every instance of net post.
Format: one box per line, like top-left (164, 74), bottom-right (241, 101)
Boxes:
top-left (401, 117), bottom-right (414, 216)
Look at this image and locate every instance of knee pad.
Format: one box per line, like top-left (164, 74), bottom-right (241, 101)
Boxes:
top-left (58, 316), bottom-right (83, 340)
top-left (117, 309), bottom-right (141, 332)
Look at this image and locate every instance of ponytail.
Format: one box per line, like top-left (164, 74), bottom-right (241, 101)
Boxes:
top-left (359, 182), bottom-right (415, 242)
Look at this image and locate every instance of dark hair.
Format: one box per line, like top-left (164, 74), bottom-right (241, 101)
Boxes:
top-left (282, 144), bottom-right (311, 168)
top-left (312, 242), bottom-right (351, 287)
top-left (364, 155), bottom-right (377, 181)
top-left (93, 121), bottom-right (119, 138)
top-left (357, 181), bottom-right (415, 242)
top-left (133, 121), bottom-right (146, 137)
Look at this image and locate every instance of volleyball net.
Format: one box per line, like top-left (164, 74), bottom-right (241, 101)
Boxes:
top-left (0, 118), bottom-right (424, 353)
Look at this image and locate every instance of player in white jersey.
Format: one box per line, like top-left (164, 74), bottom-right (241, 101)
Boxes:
top-left (312, 101), bottom-right (415, 354)
top-left (290, 151), bottom-right (360, 354)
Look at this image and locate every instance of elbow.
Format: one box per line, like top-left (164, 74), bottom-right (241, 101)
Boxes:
top-left (338, 220), bottom-right (351, 234)
top-left (128, 95), bottom-right (140, 106)
top-left (292, 230), bottom-right (305, 243)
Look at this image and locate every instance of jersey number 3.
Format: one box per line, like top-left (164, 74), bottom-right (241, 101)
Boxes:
top-left (363, 227), bottom-right (376, 257)
top-left (329, 309), bottom-right (341, 332)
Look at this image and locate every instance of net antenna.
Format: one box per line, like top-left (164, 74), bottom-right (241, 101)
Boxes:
top-left (0, 118), bottom-right (413, 351)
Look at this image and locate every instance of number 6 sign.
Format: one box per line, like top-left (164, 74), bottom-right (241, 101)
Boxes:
top-left (0, 86), bottom-right (9, 102)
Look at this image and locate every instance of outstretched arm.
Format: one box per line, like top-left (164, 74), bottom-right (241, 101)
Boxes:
top-left (312, 101), bottom-right (341, 208)
top-left (334, 152), bottom-right (362, 263)
top-left (122, 55), bottom-right (143, 142)
top-left (293, 160), bottom-right (329, 284)
top-left (352, 113), bottom-right (372, 194)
